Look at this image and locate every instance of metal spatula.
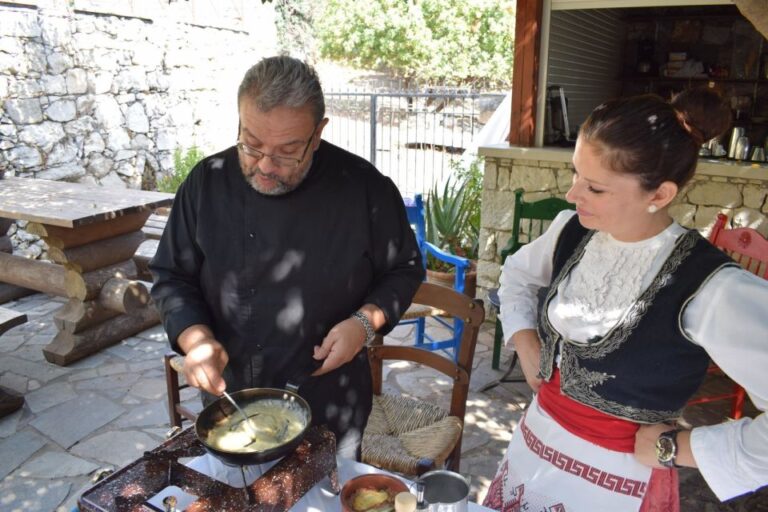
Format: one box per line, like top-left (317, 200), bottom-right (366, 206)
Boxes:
top-left (221, 391), bottom-right (259, 441)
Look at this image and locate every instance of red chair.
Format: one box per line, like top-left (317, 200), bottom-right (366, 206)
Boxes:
top-left (687, 213), bottom-right (768, 419)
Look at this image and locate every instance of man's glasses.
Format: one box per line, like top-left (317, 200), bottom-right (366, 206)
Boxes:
top-left (236, 128), bottom-right (316, 171)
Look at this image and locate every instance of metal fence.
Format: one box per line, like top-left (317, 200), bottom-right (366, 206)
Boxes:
top-left (324, 91), bottom-right (505, 196)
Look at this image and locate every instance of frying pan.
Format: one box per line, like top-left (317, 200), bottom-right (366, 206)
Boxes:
top-left (195, 386), bottom-right (312, 466)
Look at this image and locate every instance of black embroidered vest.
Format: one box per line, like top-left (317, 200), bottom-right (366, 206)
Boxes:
top-left (537, 216), bottom-right (738, 424)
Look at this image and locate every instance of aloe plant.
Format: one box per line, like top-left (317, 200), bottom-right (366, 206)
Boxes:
top-left (425, 161), bottom-right (481, 272)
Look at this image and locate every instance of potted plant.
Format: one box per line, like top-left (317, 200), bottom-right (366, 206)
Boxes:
top-left (424, 158), bottom-right (482, 297)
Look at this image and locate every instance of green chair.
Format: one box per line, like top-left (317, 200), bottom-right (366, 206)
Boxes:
top-left (486, 189), bottom-right (573, 384)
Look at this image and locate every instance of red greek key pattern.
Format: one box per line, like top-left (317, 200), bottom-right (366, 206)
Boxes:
top-left (521, 420), bottom-right (647, 499)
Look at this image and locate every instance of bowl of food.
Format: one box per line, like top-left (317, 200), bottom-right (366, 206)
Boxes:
top-left (341, 474), bottom-right (410, 512)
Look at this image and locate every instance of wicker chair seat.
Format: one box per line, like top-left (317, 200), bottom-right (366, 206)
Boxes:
top-left (362, 394), bottom-right (462, 476)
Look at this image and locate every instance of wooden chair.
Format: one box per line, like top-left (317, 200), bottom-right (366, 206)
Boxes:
top-left (400, 194), bottom-right (473, 360)
top-left (687, 213), bottom-right (768, 419)
top-left (487, 189), bottom-right (573, 383)
top-left (361, 281), bottom-right (484, 476)
top-left (162, 282), bottom-right (485, 474)
top-left (164, 352), bottom-right (197, 428)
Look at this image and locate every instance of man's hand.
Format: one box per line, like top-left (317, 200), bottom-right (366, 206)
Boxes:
top-left (512, 329), bottom-right (543, 392)
top-left (177, 324), bottom-right (229, 395)
top-left (312, 317), bottom-right (366, 376)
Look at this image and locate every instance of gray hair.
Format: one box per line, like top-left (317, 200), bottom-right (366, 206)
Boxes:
top-left (237, 56), bottom-right (325, 124)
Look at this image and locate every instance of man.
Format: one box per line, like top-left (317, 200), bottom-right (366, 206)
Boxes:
top-left (150, 56), bottom-right (424, 458)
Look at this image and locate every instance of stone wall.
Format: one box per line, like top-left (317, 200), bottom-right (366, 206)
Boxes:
top-left (476, 146), bottom-right (768, 318)
top-left (0, 0), bottom-right (276, 257)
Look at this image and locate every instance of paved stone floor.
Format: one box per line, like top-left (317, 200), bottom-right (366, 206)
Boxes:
top-left (0, 293), bottom-right (766, 511)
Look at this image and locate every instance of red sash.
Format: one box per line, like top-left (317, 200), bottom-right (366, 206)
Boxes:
top-left (537, 369), bottom-right (639, 453)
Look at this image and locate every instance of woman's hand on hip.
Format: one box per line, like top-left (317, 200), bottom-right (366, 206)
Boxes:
top-left (512, 329), bottom-right (544, 392)
top-left (635, 423), bottom-right (696, 469)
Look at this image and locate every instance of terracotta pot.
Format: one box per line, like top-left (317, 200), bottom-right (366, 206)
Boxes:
top-left (426, 261), bottom-right (477, 298)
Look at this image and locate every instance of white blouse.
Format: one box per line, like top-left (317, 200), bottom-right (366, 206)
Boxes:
top-left (498, 210), bottom-right (768, 501)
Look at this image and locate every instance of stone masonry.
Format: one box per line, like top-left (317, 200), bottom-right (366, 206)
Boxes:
top-left (0, 0), bottom-right (277, 257)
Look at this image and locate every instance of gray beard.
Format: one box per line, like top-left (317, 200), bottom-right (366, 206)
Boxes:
top-left (239, 155), bottom-right (313, 196)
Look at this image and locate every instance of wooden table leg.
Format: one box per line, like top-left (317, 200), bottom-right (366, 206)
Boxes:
top-left (0, 211), bottom-right (164, 366)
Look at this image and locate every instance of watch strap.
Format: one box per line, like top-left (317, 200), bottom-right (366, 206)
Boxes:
top-left (351, 311), bottom-right (375, 346)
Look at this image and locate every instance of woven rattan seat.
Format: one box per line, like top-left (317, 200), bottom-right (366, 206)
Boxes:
top-left (362, 282), bottom-right (484, 476)
top-left (362, 394), bottom-right (462, 475)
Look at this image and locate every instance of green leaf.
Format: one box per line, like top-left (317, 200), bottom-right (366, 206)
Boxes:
top-left (157, 146), bottom-right (204, 193)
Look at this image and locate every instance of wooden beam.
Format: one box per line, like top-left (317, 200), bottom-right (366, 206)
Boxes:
top-left (509, 0), bottom-right (543, 147)
top-left (27, 210), bottom-right (150, 249)
top-left (48, 230), bottom-right (145, 273)
top-left (43, 305), bottom-right (161, 366)
top-left (98, 277), bottom-right (151, 314)
top-left (53, 298), bottom-right (121, 334)
top-left (64, 259), bottom-right (138, 301)
top-left (0, 252), bottom-right (67, 297)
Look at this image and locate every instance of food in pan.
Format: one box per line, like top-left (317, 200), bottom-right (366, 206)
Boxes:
top-left (205, 399), bottom-right (305, 453)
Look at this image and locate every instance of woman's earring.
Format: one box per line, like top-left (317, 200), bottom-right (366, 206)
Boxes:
top-left (647, 204), bottom-right (658, 214)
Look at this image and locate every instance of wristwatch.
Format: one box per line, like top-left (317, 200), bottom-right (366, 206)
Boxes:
top-left (655, 429), bottom-right (684, 469)
top-left (351, 311), bottom-right (375, 346)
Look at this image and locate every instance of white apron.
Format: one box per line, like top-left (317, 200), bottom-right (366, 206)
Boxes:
top-left (494, 396), bottom-right (652, 512)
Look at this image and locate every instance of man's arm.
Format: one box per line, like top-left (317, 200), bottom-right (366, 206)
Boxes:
top-left (149, 169), bottom-right (214, 353)
top-left (149, 166), bottom-right (226, 395)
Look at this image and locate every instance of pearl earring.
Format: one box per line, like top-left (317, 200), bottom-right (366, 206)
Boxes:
top-left (647, 204), bottom-right (658, 214)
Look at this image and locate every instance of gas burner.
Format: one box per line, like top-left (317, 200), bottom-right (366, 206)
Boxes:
top-left (78, 426), bottom-right (339, 512)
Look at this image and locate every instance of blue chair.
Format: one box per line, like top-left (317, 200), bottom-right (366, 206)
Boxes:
top-left (401, 194), bottom-right (472, 360)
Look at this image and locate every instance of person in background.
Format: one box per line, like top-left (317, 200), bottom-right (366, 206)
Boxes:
top-left (483, 89), bottom-right (768, 511)
top-left (149, 55), bottom-right (424, 458)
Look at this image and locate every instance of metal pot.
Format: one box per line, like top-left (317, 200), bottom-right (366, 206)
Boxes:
top-left (414, 470), bottom-right (470, 512)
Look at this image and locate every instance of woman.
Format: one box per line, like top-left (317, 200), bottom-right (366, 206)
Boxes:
top-left (483, 89), bottom-right (768, 512)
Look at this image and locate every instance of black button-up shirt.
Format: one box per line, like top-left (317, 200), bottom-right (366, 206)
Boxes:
top-left (149, 141), bottom-right (424, 391)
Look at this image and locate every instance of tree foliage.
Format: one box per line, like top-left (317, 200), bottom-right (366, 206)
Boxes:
top-left (316, 0), bottom-right (514, 87)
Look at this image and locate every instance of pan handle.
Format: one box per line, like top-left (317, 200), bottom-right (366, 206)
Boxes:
top-left (285, 357), bottom-right (323, 394)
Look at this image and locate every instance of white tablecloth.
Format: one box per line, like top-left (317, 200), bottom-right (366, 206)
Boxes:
top-left (187, 453), bottom-right (494, 511)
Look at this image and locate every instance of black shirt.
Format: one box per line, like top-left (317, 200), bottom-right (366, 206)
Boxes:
top-left (149, 140), bottom-right (424, 391)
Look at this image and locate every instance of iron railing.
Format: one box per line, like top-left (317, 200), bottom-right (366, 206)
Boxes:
top-left (324, 91), bottom-right (505, 196)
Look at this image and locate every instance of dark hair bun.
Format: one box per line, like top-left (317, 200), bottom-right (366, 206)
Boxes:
top-left (671, 88), bottom-right (732, 144)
